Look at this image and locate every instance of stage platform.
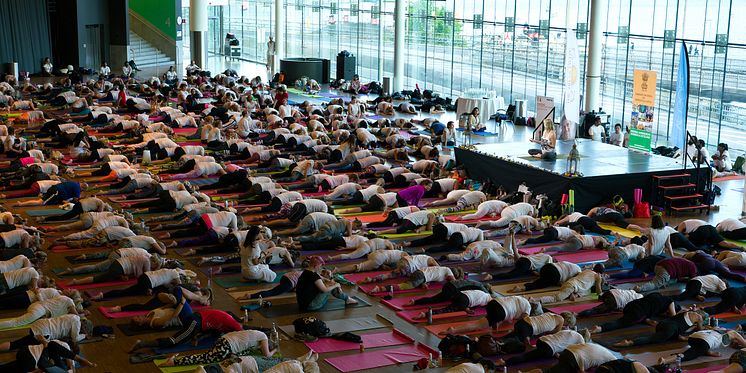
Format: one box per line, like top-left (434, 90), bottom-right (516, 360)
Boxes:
top-left (454, 139), bottom-right (710, 213)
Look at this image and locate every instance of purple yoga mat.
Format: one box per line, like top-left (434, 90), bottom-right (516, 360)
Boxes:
top-left (305, 330), bottom-right (413, 353)
top-left (324, 344), bottom-right (438, 372)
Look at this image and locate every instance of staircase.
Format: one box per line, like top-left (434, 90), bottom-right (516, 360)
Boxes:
top-left (652, 173), bottom-right (710, 215)
top-left (129, 31), bottom-right (174, 71)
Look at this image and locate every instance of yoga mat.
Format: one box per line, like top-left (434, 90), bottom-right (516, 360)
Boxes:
top-left (598, 223), bottom-right (641, 238)
top-left (153, 334), bottom-right (220, 354)
top-left (380, 296), bottom-right (449, 311)
top-left (324, 344), bottom-right (439, 372)
top-left (379, 231), bottom-right (432, 239)
top-left (396, 307), bottom-right (486, 324)
top-left (152, 359), bottom-right (201, 373)
top-left (627, 346), bottom-right (738, 368)
top-left (306, 329), bottom-right (413, 353)
top-left (58, 278), bottom-right (136, 290)
top-left (214, 273), bottom-right (283, 289)
top-left (49, 245), bottom-right (100, 253)
top-left (342, 214), bottom-right (387, 224)
top-left (423, 319), bottom-right (515, 337)
top-left (98, 304), bottom-right (209, 319)
top-left (64, 254), bottom-right (106, 263)
top-left (492, 283), bottom-right (560, 296)
top-left (26, 208), bottom-right (66, 217)
top-left (278, 317), bottom-right (388, 338)
top-left (342, 271), bottom-right (391, 284)
top-left (358, 282), bottom-right (444, 296)
top-left (118, 323), bottom-right (181, 336)
top-left (228, 288), bottom-right (296, 302)
top-left (546, 301), bottom-right (603, 314)
top-left (257, 296), bottom-right (370, 317)
top-left (553, 250), bottom-right (608, 264)
top-left (52, 267), bottom-right (101, 277)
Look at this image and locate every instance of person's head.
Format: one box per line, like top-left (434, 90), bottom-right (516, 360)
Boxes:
top-left (485, 299), bottom-right (503, 328)
top-left (717, 143), bottom-right (728, 153)
top-left (43, 57), bottom-right (50, 64)
top-left (614, 123), bottom-right (622, 133)
top-left (543, 118), bottom-right (555, 132)
top-left (560, 311), bottom-right (577, 329)
top-left (698, 139), bottom-right (706, 148)
top-left (651, 214), bottom-right (665, 230)
top-left (451, 292), bottom-right (470, 310)
top-left (243, 225), bottom-right (262, 247)
top-left (471, 107), bottom-right (479, 115)
top-left (592, 263), bottom-right (605, 274)
top-left (447, 121), bottom-right (454, 129)
top-left (570, 225), bottom-right (585, 235)
top-left (420, 179), bottom-right (433, 191)
top-left (594, 117), bottom-right (601, 125)
top-left (303, 255), bottom-right (325, 271)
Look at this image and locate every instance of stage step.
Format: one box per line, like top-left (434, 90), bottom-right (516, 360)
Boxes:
top-left (653, 173), bottom-right (691, 180)
top-left (664, 194), bottom-right (703, 201)
top-left (670, 204), bottom-right (710, 214)
top-left (658, 183), bottom-right (696, 190)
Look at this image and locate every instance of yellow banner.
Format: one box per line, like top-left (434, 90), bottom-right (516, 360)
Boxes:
top-left (633, 69), bottom-right (657, 107)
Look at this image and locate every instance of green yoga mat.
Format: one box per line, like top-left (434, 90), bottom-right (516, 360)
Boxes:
top-left (0, 318), bottom-right (31, 331)
top-left (379, 231), bottom-right (432, 239)
top-left (726, 238), bottom-right (746, 248)
top-left (287, 87), bottom-right (323, 98)
top-left (214, 272), bottom-right (285, 289)
top-left (152, 360), bottom-right (201, 373)
top-left (26, 208), bottom-right (66, 217)
top-left (257, 296), bottom-right (370, 318)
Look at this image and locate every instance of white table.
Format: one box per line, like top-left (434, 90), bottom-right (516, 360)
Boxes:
top-left (456, 96), bottom-right (506, 124)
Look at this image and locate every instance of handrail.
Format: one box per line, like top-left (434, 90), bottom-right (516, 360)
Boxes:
top-left (684, 130), bottom-right (713, 204)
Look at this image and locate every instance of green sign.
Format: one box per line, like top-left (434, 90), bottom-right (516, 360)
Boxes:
top-left (628, 128), bottom-right (652, 153)
top-left (331, 2), bottom-right (337, 15)
top-left (664, 30), bottom-right (675, 48)
top-left (576, 23), bottom-right (587, 40)
top-left (716, 34), bottom-right (728, 54)
top-left (296, 0), bottom-right (303, 11)
top-left (618, 25), bottom-right (629, 44)
top-left (505, 17), bottom-right (514, 33)
top-left (371, 5), bottom-right (379, 19)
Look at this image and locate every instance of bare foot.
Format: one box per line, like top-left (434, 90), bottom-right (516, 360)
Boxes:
top-left (589, 325), bottom-right (602, 334)
top-left (345, 297), bottom-right (358, 306)
top-left (107, 306), bottom-right (122, 313)
top-left (613, 340), bottom-right (633, 347)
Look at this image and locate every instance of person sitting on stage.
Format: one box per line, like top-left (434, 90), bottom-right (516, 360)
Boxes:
top-left (528, 118), bottom-right (557, 160)
top-left (467, 107), bottom-right (486, 132)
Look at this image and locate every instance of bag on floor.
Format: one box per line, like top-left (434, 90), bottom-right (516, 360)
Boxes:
top-left (293, 317), bottom-right (330, 338)
top-left (475, 335), bottom-right (500, 356)
top-left (437, 334), bottom-right (476, 359)
top-left (633, 201), bottom-right (650, 218)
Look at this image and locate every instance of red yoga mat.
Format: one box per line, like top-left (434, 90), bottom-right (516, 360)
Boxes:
top-left (98, 304), bottom-right (210, 319)
top-left (545, 301), bottom-right (603, 315)
top-left (324, 344), bottom-right (439, 372)
top-left (58, 279), bottom-right (136, 290)
top-left (305, 329), bottom-right (413, 353)
top-left (553, 250), bottom-right (608, 264)
top-left (380, 296), bottom-right (449, 311)
top-left (424, 319), bottom-right (515, 337)
top-left (341, 214), bottom-right (387, 224)
top-left (396, 307), bottom-right (486, 324)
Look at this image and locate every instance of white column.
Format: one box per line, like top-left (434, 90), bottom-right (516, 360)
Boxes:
top-left (377, 0), bottom-right (384, 81)
top-left (274, 0), bottom-right (284, 68)
top-left (190, 0), bottom-right (208, 69)
top-left (393, 0), bottom-right (405, 92)
top-left (584, 0), bottom-right (604, 112)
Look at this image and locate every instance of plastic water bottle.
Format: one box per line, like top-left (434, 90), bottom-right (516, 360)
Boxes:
top-left (258, 294), bottom-right (263, 306)
top-left (243, 309), bottom-right (249, 325)
top-left (271, 322), bottom-right (280, 353)
top-left (427, 308), bottom-right (433, 325)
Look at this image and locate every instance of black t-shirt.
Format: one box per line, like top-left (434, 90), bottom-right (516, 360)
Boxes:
top-left (626, 292), bottom-right (672, 317)
top-left (597, 359), bottom-right (636, 373)
top-left (296, 270), bottom-right (322, 311)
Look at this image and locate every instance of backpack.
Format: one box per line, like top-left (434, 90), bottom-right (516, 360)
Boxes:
top-left (293, 317), bottom-right (330, 337)
top-left (476, 335), bottom-right (500, 356)
top-left (437, 334), bottom-right (476, 359)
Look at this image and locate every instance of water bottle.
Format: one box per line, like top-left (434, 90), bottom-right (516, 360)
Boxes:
top-left (389, 285), bottom-right (394, 298)
top-left (271, 322), bottom-right (280, 353)
top-left (258, 294), bottom-right (263, 306)
top-left (243, 309), bottom-right (249, 325)
top-left (427, 308), bottom-right (433, 325)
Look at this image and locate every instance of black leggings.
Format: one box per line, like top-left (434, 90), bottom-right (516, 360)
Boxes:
top-left (524, 227), bottom-right (559, 245)
top-left (593, 212), bottom-right (630, 229)
top-left (524, 264), bottom-right (561, 291)
top-left (682, 338), bottom-right (713, 362)
top-left (670, 232), bottom-right (700, 251)
top-left (0, 291), bottom-right (32, 310)
top-left (704, 288), bottom-right (746, 315)
top-left (131, 191), bottom-right (177, 213)
top-left (250, 276), bottom-right (295, 299)
top-left (631, 319), bottom-right (685, 345)
top-left (491, 258), bottom-right (533, 280)
top-left (599, 303), bottom-right (647, 332)
top-left (578, 291), bottom-right (619, 317)
top-left (412, 282), bottom-right (479, 305)
top-left (44, 202), bottom-right (84, 222)
top-left (407, 224), bottom-right (448, 247)
top-left (723, 228), bottom-right (746, 241)
top-left (102, 274), bottom-right (156, 299)
top-left (505, 340), bottom-right (554, 365)
top-left (366, 214), bottom-right (403, 228)
top-left (572, 216), bottom-right (612, 236)
top-left (8, 340), bottom-right (76, 372)
top-left (425, 232), bottom-right (465, 253)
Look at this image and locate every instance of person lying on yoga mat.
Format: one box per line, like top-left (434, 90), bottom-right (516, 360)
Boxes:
top-left (103, 286), bottom-right (211, 316)
top-left (257, 198), bottom-right (330, 228)
top-left (148, 202), bottom-right (221, 231)
top-left (414, 226), bottom-right (485, 255)
top-left (65, 253), bottom-right (161, 286)
top-left (374, 210), bottom-right (439, 236)
top-left (613, 309), bottom-right (707, 347)
top-left (442, 190), bottom-right (486, 214)
top-left (0, 339), bottom-right (97, 372)
top-left (240, 191), bottom-right (304, 214)
top-left (414, 288), bottom-right (494, 321)
top-left (443, 296), bottom-right (536, 334)
top-left (553, 211), bottom-right (613, 236)
top-left (503, 311), bottom-right (577, 349)
top-left (718, 250), bottom-right (746, 269)
top-left (162, 160), bottom-right (227, 181)
top-left (407, 276), bottom-right (494, 307)
top-left (370, 266), bottom-right (465, 294)
top-left (62, 224), bottom-right (145, 248)
top-left (657, 329), bottom-right (746, 365)
top-left (0, 293), bottom-right (85, 330)
top-left (5, 181), bottom-right (87, 207)
top-left (521, 343), bottom-right (617, 373)
top-left (359, 205), bottom-right (420, 230)
top-left (590, 293), bottom-right (676, 334)
top-left (0, 252), bottom-right (45, 274)
top-left (717, 218), bottom-right (746, 241)
top-left (0, 267), bottom-right (46, 293)
top-left (672, 274), bottom-right (729, 302)
top-left (238, 270), bottom-right (303, 301)
top-left (423, 189), bottom-right (470, 208)
top-left (541, 226), bottom-right (617, 253)
top-left (158, 329), bottom-right (276, 367)
top-left (485, 215), bottom-right (545, 237)
top-left (508, 260), bottom-right (581, 293)
top-left (602, 242), bottom-right (647, 268)
top-left (128, 189), bottom-right (201, 214)
top-left (497, 329), bottom-right (589, 366)
top-left (326, 237), bottom-right (398, 262)
top-left (158, 210), bottom-right (244, 242)
top-left (587, 206), bottom-right (643, 232)
top-left (683, 250), bottom-right (746, 282)
top-left (578, 288), bottom-right (643, 318)
top-left (332, 249), bottom-right (409, 274)
top-left (446, 238), bottom-right (503, 263)
top-left (529, 265), bottom-right (607, 304)
top-left (55, 212), bottom-right (131, 241)
top-left (704, 287), bottom-right (746, 315)
top-left (91, 267), bottom-right (197, 300)
top-left (273, 211), bottom-right (337, 237)
top-left (282, 217), bottom-right (363, 251)
top-left (0, 314), bottom-right (93, 354)
top-left (483, 230), bottom-right (554, 280)
top-left (476, 202), bottom-right (536, 229)
top-left (633, 256), bottom-right (697, 292)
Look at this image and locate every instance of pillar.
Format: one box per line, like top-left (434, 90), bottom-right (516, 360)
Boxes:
top-left (393, 0), bottom-right (405, 92)
top-left (377, 0), bottom-right (384, 81)
top-left (274, 0), bottom-right (284, 69)
top-left (109, 0), bottom-right (129, 70)
top-left (190, 0), bottom-right (208, 69)
top-left (584, 0), bottom-right (604, 112)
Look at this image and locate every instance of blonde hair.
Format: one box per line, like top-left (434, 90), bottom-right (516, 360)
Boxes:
top-left (543, 118), bottom-right (555, 132)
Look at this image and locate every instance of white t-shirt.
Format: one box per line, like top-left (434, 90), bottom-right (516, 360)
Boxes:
top-left (38, 295), bottom-right (75, 317)
top-left (689, 330), bottom-right (725, 349)
top-left (495, 296), bottom-right (531, 321)
top-left (196, 162), bottom-right (223, 176)
top-left (300, 199), bottom-right (328, 213)
top-left (567, 343), bottom-right (616, 371)
top-left (720, 251), bottom-right (746, 268)
top-left (222, 329), bottom-right (268, 353)
top-left (30, 314), bottom-right (84, 342)
top-left (0, 255), bottom-right (28, 273)
top-left (460, 191), bottom-right (486, 206)
top-left (503, 203), bottom-right (534, 219)
top-left (539, 330), bottom-right (585, 354)
top-left (527, 313), bottom-right (563, 335)
top-left (681, 219), bottom-right (707, 234)
top-left (445, 363), bottom-right (485, 373)
top-left (589, 125), bottom-right (605, 141)
top-left (477, 200), bottom-right (508, 215)
top-left (526, 253), bottom-right (554, 270)
top-left (619, 244), bottom-right (646, 260)
top-left (145, 269), bottom-right (181, 287)
top-left (422, 267), bottom-right (453, 282)
top-left (343, 235), bottom-right (369, 248)
top-left (404, 211), bottom-right (432, 226)
top-left (717, 218), bottom-right (746, 232)
top-left (693, 274), bottom-right (727, 294)
top-left (555, 227), bottom-right (575, 240)
top-left (3, 267), bottom-right (39, 289)
top-left (609, 289), bottom-right (643, 309)
top-left (554, 261), bottom-right (581, 282)
top-left (566, 212), bottom-right (584, 223)
top-left (80, 197), bottom-right (108, 212)
top-left (307, 212), bottom-right (337, 230)
top-left (462, 290), bottom-right (493, 308)
top-left (458, 227), bottom-right (484, 243)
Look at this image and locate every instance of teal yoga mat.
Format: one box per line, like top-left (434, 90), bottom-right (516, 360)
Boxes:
top-left (26, 208), bottom-right (66, 217)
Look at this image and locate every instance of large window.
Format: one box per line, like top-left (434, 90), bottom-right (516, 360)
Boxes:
top-left (214, 0), bottom-right (744, 152)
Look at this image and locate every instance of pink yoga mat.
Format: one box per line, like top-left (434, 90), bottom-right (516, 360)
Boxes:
top-left (343, 271), bottom-right (391, 284)
top-left (305, 330), bottom-right (413, 353)
top-left (98, 304), bottom-right (209, 319)
top-left (684, 366), bottom-right (727, 373)
top-left (444, 215), bottom-right (496, 223)
top-left (546, 302), bottom-right (603, 314)
top-left (553, 250), bottom-right (608, 264)
top-left (424, 319), bottom-right (515, 337)
top-left (359, 282), bottom-right (444, 296)
top-left (396, 307), bottom-right (486, 324)
top-left (380, 297), bottom-right (449, 311)
top-left (58, 279), bottom-right (136, 290)
top-left (324, 344), bottom-right (438, 372)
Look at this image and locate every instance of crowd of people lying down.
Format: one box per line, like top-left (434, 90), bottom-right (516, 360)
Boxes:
top-left (0, 68), bottom-right (744, 373)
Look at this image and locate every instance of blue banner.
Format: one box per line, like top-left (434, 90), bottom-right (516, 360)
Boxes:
top-left (672, 42), bottom-right (690, 151)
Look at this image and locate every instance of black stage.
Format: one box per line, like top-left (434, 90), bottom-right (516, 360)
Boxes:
top-left (454, 139), bottom-right (710, 213)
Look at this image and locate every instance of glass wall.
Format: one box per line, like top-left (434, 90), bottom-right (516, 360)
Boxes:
top-left (210, 0), bottom-right (744, 152)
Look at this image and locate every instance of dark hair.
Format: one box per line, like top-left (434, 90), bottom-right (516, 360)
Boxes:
top-left (593, 263), bottom-right (605, 274)
top-left (243, 225), bottom-right (261, 248)
top-left (651, 215), bottom-right (665, 230)
top-left (451, 293), bottom-right (470, 310)
top-left (570, 225), bottom-right (585, 235)
top-left (485, 300), bottom-right (503, 327)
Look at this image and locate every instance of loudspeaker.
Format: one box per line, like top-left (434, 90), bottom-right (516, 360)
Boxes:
top-left (321, 59), bottom-right (330, 83)
top-left (336, 55), bottom-right (356, 81)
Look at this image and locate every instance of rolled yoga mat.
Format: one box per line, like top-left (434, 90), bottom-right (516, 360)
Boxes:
top-left (257, 296), bottom-right (370, 318)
